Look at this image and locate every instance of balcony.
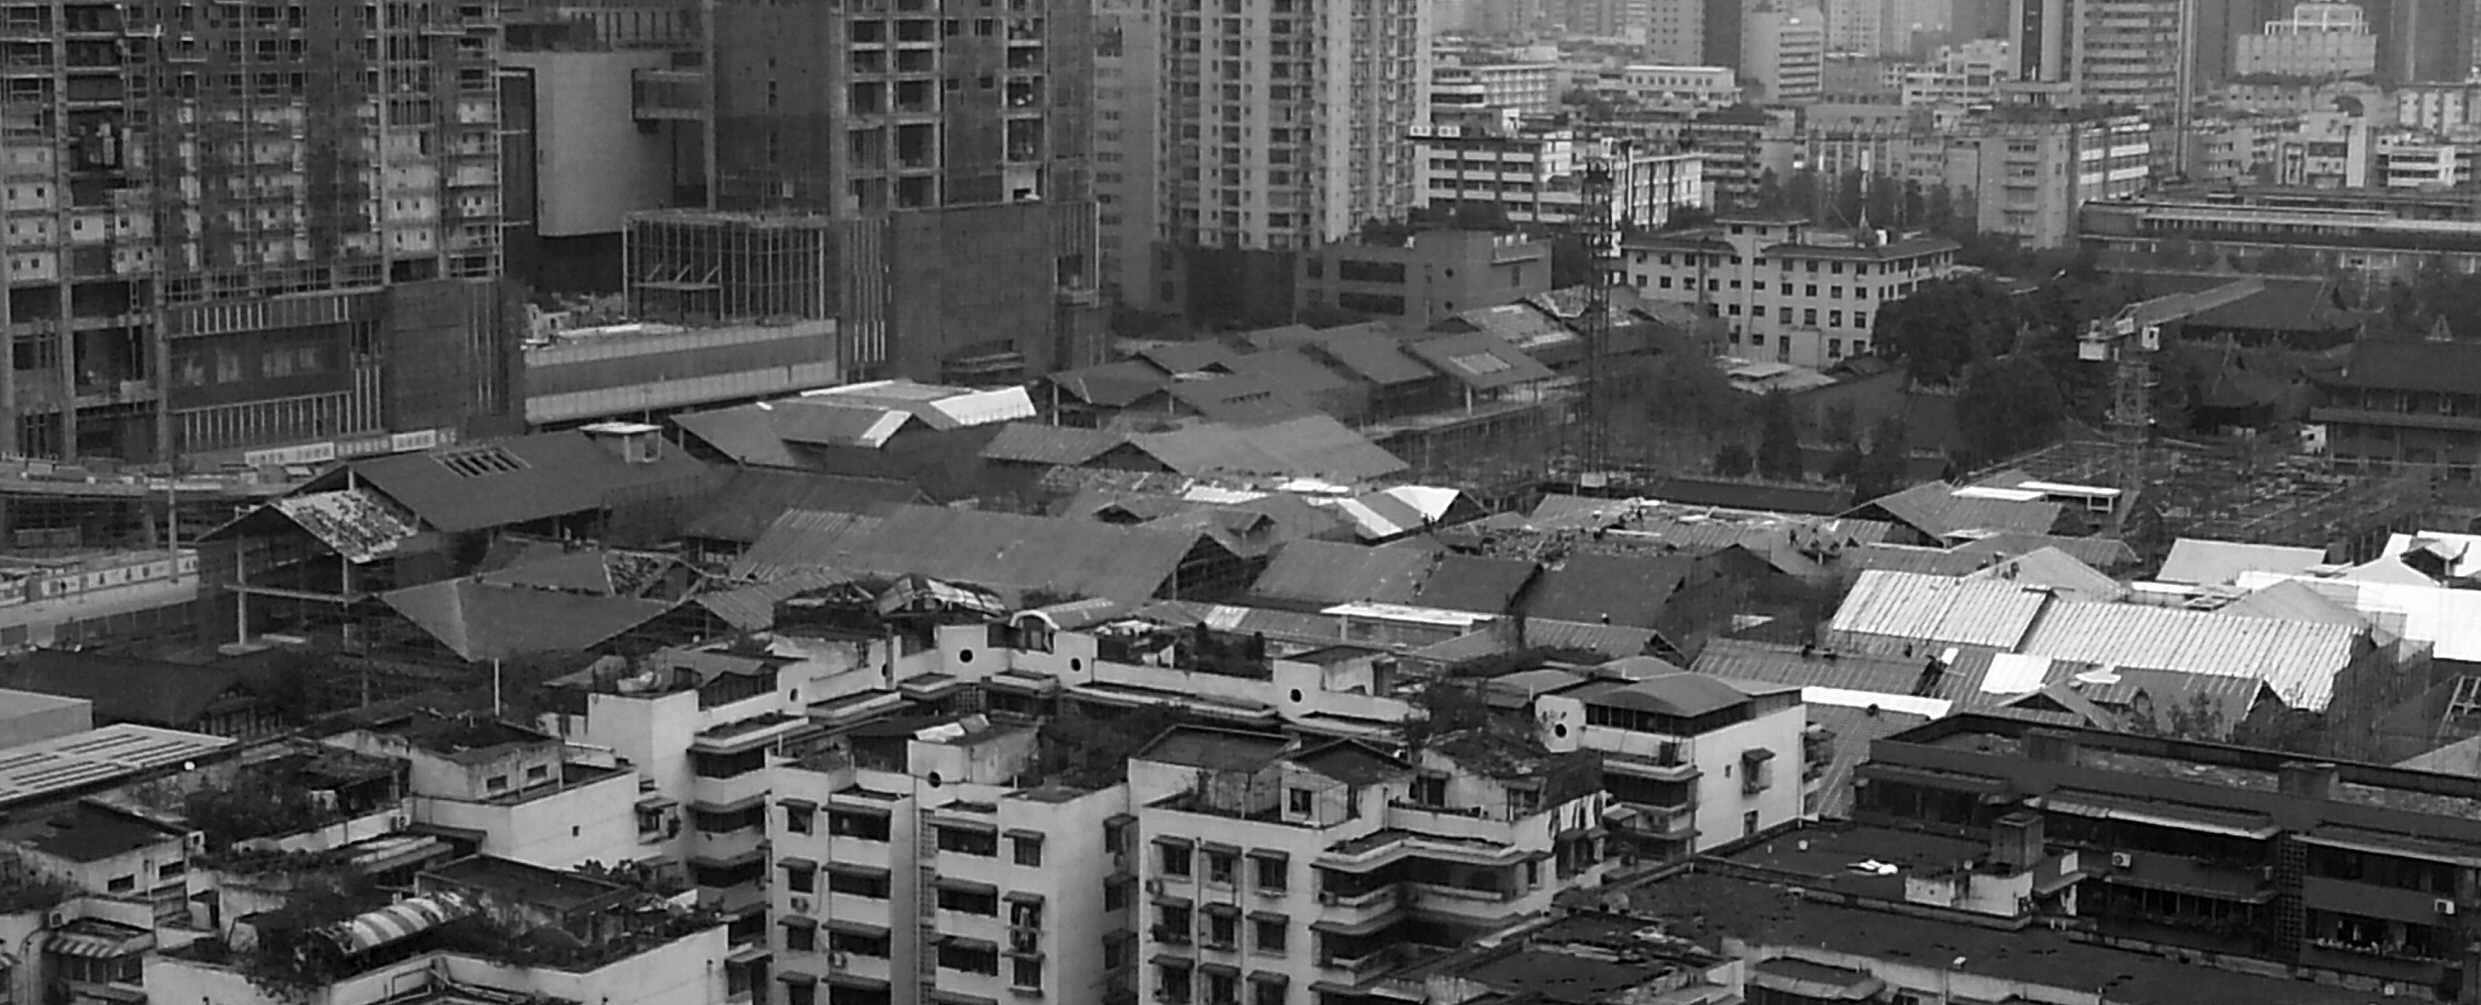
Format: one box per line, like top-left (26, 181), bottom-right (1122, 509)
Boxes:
top-left (633, 68), bottom-right (709, 122)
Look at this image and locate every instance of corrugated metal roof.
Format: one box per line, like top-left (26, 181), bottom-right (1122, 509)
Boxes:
top-left (1857, 482), bottom-right (2064, 540)
top-left (2233, 571), bottom-right (2481, 664)
top-left (979, 423), bottom-right (1128, 466)
top-left (1826, 570), bottom-right (2052, 649)
top-left (694, 569), bottom-right (854, 630)
top-left (2157, 538), bottom-right (2328, 586)
top-left (1130, 416), bottom-right (1406, 482)
top-left (1250, 540), bottom-right (1433, 607)
top-left (339, 431), bottom-right (707, 534)
top-left (379, 579), bottom-right (676, 662)
top-left (1841, 543), bottom-right (1993, 577)
top-left (1962, 547), bottom-right (2124, 602)
top-left (729, 509), bottom-right (884, 581)
top-left (272, 488), bottom-right (421, 564)
top-left (1045, 360), bottom-right (1170, 407)
top-left (2016, 601), bottom-right (2363, 711)
top-left (1947, 532), bottom-right (2140, 571)
top-left (1409, 554), bottom-right (1536, 615)
top-left (1692, 638), bottom-right (1926, 693)
top-left (682, 469), bottom-right (923, 543)
top-left (1166, 373), bottom-right (1319, 426)
top-left (1524, 552), bottom-right (1695, 629)
top-left (1402, 331), bottom-right (1557, 391)
top-left (1137, 342), bottom-right (1243, 375)
top-left (2382, 531), bottom-right (2481, 580)
top-left (827, 505), bottom-right (1210, 603)
top-left (1308, 328), bottom-right (1436, 386)
top-left (1575, 672), bottom-right (1750, 717)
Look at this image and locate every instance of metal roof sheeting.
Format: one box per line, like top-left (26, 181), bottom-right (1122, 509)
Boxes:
top-left (2016, 601), bottom-right (2363, 711)
top-left (1250, 540), bottom-right (1433, 607)
top-left (682, 469), bottom-right (922, 543)
top-left (335, 431), bottom-right (707, 535)
top-left (324, 893), bottom-right (475, 955)
top-left (272, 489), bottom-right (421, 564)
top-left (2157, 538), bottom-right (2328, 586)
top-left (1962, 547), bottom-right (2124, 602)
top-left (731, 510), bottom-right (885, 581)
top-left (2233, 571), bottom-right (2481, 664)
top-left (827, 506), bottom-right (1210, 603)
top-left (979, 423), bottom-right (1129, 466)
top-left (379, 579), bottom-right (677, 662)
top-left (1826, 570), bottom-right (2052, 650)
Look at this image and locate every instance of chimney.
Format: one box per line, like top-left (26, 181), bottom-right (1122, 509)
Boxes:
top-left (581, 421), bottom-right (664, 464)
top-left (2280, 761), bottom-right (2340, 801)
top-left (1989, 810), bottom-right (2045, 873)
top-left (2024, 728), bottom-right (2080, 764)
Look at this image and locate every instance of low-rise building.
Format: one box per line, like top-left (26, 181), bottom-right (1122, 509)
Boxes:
top-left (1621, 209), bottom-right (1962, 367)
top-left (1412, 128), bottom-right (1710, 231)
top-left (1132, 724), bottom-right (1606, 1004)
top-left (320, 712), bottom-right (642, 872)
top-left (1943, 108), bottom-right (2151, 249)
top-left (1295, 230), bottom-right (1555, 329)
top-left (1537, 671), bottom-right (1811, 858)
top-left (2235, 2), bottom-right (2379, 80)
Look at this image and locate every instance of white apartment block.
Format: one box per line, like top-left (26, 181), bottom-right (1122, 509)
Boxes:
top-left (1131, 725), bottom-right (1609, 1005)
top-left (1614, 64), bottom-right (1745, 107)
top-left (1414, 127), bottom-right (1709, 230)
top-left (1742, 8), bottom-right (1828, 103)
top-left (1431, 62), bottom-right (1562, 115)
top-left (1534, 672), bottom-right (1812, 858)
top-left (2235, 2), bottom-right (2379, 80)
top-left (2278, 115), bottom-right (2373, 187)
top-left (1622, 210), bottom-right (1961, 367)
top-left (768, 717), bottom-right (1131, 1005)
top-left (2374, 137), bottom-right (2474, 189)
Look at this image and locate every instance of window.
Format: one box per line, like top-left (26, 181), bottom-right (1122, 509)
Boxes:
top-left (525, 765), bottom-right (550, 783)
top-left (938, 940), bottom-right (1000, 975)
top-left (1803, 308), bottom-right (1818, 326)
top-left (1829, 339), bottom-right (1844, 359)
top-left (1253, 855), bottom-right (1287, 892)
top-left (1206, 851), bottom-right (1236, 885)
top-left (827, 868), bottom-right (892, 898)
top-left (784, 864), bottom-right (816, 893)
top-left (1157, 962), bottom-right (1194, 1004)
top-left (786, 983), bottom-right (814, 1005)
top-left (784, 804), bottom-right (813, 834)
top-left (1161, 842), bottom-right (1193, 877)
top-left (1157, 904), bottom-right (1193, 943)
top-left (1253, 916), bottom-right (1287, 953)
top-left (1013, 956), bottom-right (1044, 988)
top-left (486, 776), bottom-right (509, 792)
top-left (1743, 810), bottom-right (1760, 838)
top-left (1105, 820), bottom-right (1130, 855)
top-left (937, 885), bottom-right (1000, 915)
top-left (1855, 312), bottom-right (1869, 330)
top-left (829, 810), bottom-right (891, 841)
top-left (938, 825), bottom-right (999, 856)
top-left (106, 875), bottom-right (135, 894)
top-left (1805, 284), bottom-right (1818, 297)
top-left (1205, 911), bottom-right (1238, 949)
top-left (1206, 970), bottom-right (1239, 1005)
top-left (832, 929), bottom-right (892, 957)
top-left (784, 921), bottom-right (816, 952)
top-left (1252, 978), bottom-right (1285, 1005)
top-left (1014, 834), bottom-right (1045, 866)
top-left (1105, 877), bottom-right (1133, 909)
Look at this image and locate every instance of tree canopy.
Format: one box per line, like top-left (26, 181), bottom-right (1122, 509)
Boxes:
top-left (1872, 276), bottom-right (2024, 386)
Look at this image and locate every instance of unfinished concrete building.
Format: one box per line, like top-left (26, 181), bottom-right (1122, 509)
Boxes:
top-left (0, 0), bottom-right (516, 462)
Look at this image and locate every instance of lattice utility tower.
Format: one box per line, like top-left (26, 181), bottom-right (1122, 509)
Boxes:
top-left (1574, 158), bottom-right (1616, 480)
top-left (2078, 309), bottom-right (2162, 535)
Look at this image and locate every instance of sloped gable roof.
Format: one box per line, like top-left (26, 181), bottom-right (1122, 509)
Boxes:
top-left (1046, 360), bottom-right (1171, 407)
top-left (979, 423), bottom-right (1129, 466)
top-left (1410, 554), bottom-right (1537, 615)
top-left (1137, 341), bottom-right (1243, 375)
top-left (1827, 570), bottom-right (2051, 649)
top-left (2157, 538), bottom-right (2328, 586)
top-left (1963, 547), bottom-right (2123, 602)
top-left (1166, 372), bottom-right (1320, 426)
top-left (1403, 331), bottom-right (1558, 391)
top-left (378, 580), bottom-right (676, 662)
top-left (1250, 540), bottom-right (1434, 607)
top-left (729, 509), bottom-right (885, 581)
top-left (682, 469), bottom-right (924, 543)
top-left (337, 432), bottom-right (706, 534)
top-left (828, 506), bottom-right (1212, 603)
top-left (1856, 482), bottom-right (2065, 540)
top-left (2016, 601), bottom-right (2363, 711)
top-left (1524, 552), bottom-right (1694, 628)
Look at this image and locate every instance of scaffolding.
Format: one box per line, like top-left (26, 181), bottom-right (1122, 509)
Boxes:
top-left (1985, 439), bottom-right (2437, 562)
top-left (623, 209), bottom-right (839, 324)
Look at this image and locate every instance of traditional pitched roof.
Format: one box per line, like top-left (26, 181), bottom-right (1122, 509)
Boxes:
top-left (2017, 602), bottom-right (2364, 711)
top-left (378, 580), bottom-right (677, 662)
top-left (1135, 342), bottom-right (1243, 376)
top-left (1128, 416), bottom-right (1407, 482)
top-left (1962, 547), bottom-right (2123, 602)
top-left (1165, 372), bottom-right (1319, 426)
top-left (2156, 538), bottom-right (2328, 586)
top-left (1826, 570), bottom-right (2052, 649)
top-left (1410, 554), bottom-right (1537, 615)
top-left (268, 489), bottom-right (423, 564)
top-left (1402, 331), bottom-right (1557, 391)
top-left (1573, 672), bottom-right (1751, 717)
top-left (1302, 327), bottom-right (1436, 386)
top-left (978, 423), bottom-right (1129, 467)
top-left (729, 509), bottom-right (885, 581)
top-left (1853, 482), bottom-right (2065, 540)
top-left (681, 469), bottom-right (922, 544)
top-left (2325, 338), bottom-right (2481, 394)
top-left (1524, 552), bottom-right (1695, 629)
top-left (313, 432), bottom-right (707, 535)
top-left (825, 505), bottom-right (1215, 603)
top-left (1222, 348), bottom-right (1357, 398)
top-left (1250, 540), bottom-right (1435, 607)
top-left (1045, 360), bottom-right (1171, 408)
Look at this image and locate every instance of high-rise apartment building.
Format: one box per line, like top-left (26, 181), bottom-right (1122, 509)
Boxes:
top-left (2007, 0), bottom-right (2183, 106)
top-left (1829, 0), bottom-right (1889, 55)
top-left (1643, 0), bottom-right (1708, 64)
top-left (1742, 7), bottom-right (1828, 102)
top-left (1107, 0), bottom-right (1433, 315)
top-left (2235, 3), bottom-right (2378, 79)
top-left (1, 0), bottom-right (519, 461)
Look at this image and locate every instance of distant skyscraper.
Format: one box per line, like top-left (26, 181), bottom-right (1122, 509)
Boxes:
top-left (2006, 0), bottom-right (2182, 107)
top-left (1102, 0), bottom-right (1432, 315)
top-left (2235, 3), bottom-right (2378, 79)
top-left (1743, 7), bottom-right (1829, 101)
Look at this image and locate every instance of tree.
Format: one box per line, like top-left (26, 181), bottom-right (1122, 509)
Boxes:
top-left (1925, 182), bottom-right (1958, 236)
top-left (1642, 352), bottom-right (1746, 433)
top-left (1833, 168), bottom-right (1867, 226)
top-left (1865, 175), bottom-right (1904, 228)
top-left (1753, 169), bottom-right (1784, 212)
top-left (1876, 276), bottom-right (2022, 385)
top-left (1756, 391), bottom-right (1803, 479)
top-left (1783, 170), bottom-right (1820, 221)
top-left (1902, 180), bottom-right (1927, 229)
top-left (1854, 415), bottom-right (1913, 502)
top-left (1955, 354), bottom-right (2068, 464)
top-left (1821, 403), bottom-right (1858, 445)
top-left (1449, 202), bottom-right (1513, 231)
top-left (1712, 442), bottom-right (1754, 476)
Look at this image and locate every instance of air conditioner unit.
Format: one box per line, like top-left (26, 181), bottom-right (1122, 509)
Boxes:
top-left (828, 952), bottom-right (851, 971)
top-left (789, 896), bottom-right (813, 914)
top-left (2438, 898), bottom-right (2458, 916)
top-left (46, 908), bottom-right (70, 928)
top-left (1144, 878), bottom-right (1166, 895)
top-left (389, 814), bottom-right (408, 831)
top-left (2109, 852), bottom-right (2133, 869)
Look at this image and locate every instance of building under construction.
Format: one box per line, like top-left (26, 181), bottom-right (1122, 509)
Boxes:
top-left (1990, 439), bottom-right (2437, 563)
top-left (0, 0), bottom-right (512, 461)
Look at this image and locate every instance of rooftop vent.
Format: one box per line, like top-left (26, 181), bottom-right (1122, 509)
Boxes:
top-left (433, 446), bottom-right (530, 478)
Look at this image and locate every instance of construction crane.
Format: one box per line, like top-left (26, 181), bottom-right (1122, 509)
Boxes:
top-left (2077, 277), bottom-right (2265, 534)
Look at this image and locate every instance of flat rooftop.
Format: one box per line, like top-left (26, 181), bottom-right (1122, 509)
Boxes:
top-left (0, 724), bottom-right (233, 808)
top-left (1603, 872), bottom-right (2374, 1005)
top-left (1722, 824), bottom-right (1989, 898)
top-left (423, 855), bottom-right (630, 913)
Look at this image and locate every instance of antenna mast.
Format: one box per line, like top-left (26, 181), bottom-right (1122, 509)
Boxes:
top-left (1576, 155), bottom-right (1616, 483)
